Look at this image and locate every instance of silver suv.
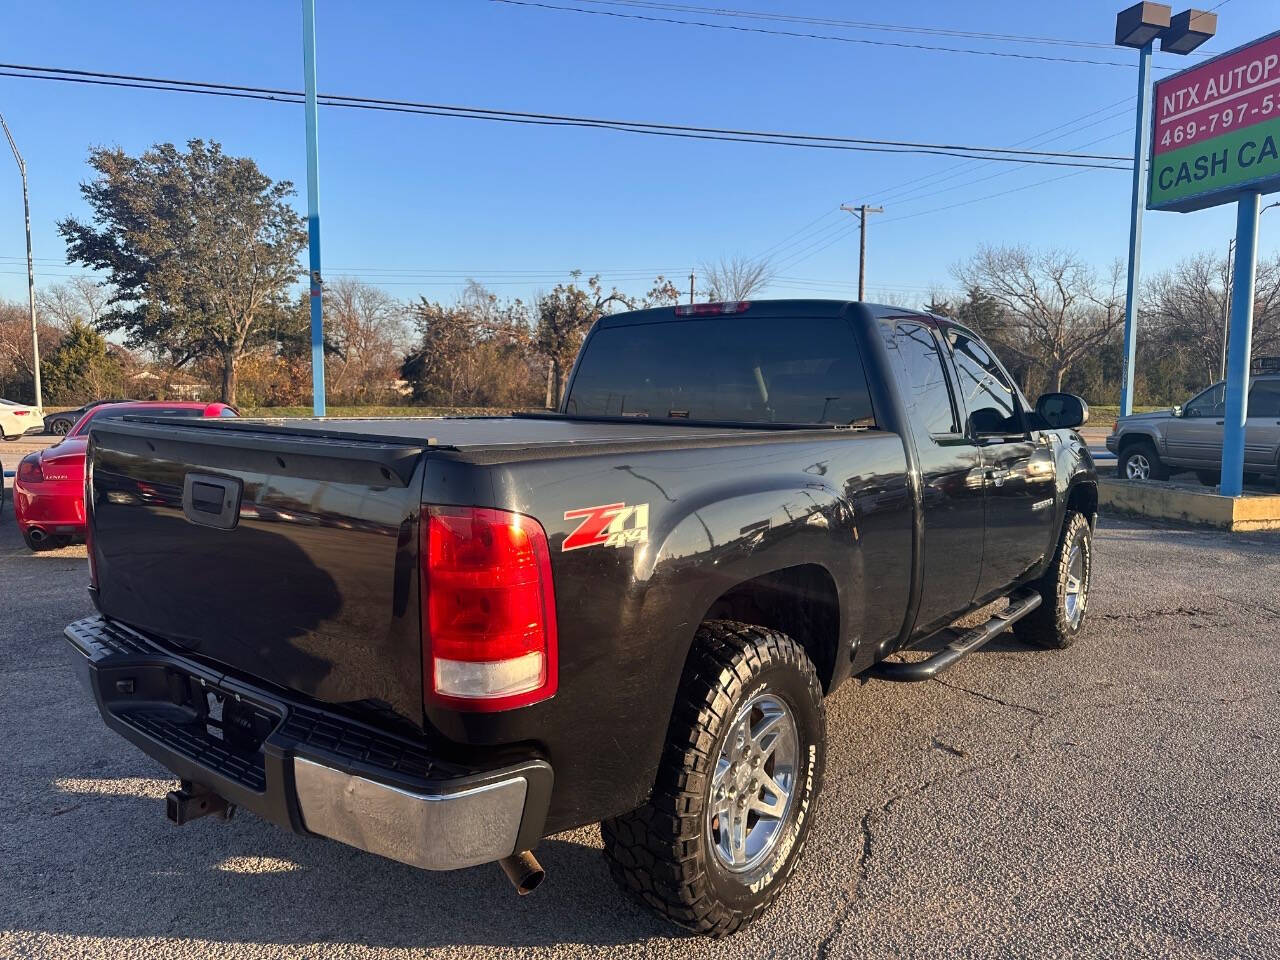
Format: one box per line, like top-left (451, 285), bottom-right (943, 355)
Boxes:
top-left (1107, 372), bottom-right (1280, 487)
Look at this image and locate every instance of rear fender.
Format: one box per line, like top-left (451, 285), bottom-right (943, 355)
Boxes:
top-left (624, 474), bottom-right (855, 792)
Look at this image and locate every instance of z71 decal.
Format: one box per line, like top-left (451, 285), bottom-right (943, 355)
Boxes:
top-left (562, 502), bottom-right (650, 552)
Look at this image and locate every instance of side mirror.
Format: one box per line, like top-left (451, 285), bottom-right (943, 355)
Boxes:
top-left (1034, 392), bottom-right (1089, 429)
top-left (1172, 404), bottom-right (1184, 418)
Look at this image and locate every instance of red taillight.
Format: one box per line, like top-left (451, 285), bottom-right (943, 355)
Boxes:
top-left (674, 301), bottom-right (750, 317)
top-left (85, 446), bottom-right (97, 588)
top-left (13, 409), bottom-right (29, 416)
top-left (421, 506), bottom-right (558, 711)
top-left (17, 453), bottom-right (43, 484)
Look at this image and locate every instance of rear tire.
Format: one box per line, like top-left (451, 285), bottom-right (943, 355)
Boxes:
top-left (1119, 440), bottom-right (1168, 481)
top-left (50, 419), bottom-right (71, 436)
top-left (601, 621), bottom-right (825, 937)
top-left (1014, 511), bottom-right (1092, 650)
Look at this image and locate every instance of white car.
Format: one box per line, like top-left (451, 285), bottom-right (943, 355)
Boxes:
top-left (0, 398), bottom-right (43, 441)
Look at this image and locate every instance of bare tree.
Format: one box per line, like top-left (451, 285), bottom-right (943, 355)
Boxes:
top-left (699, 255), bottom-right (775, 302)
top-left (37, 277), bottom-right (110, 333)
top-left (0, 298), bottom-right (62, 399)
top-left (324, 278), bottom-right (410, 400)
top-left (954, 246), bottom-right (1124, 393)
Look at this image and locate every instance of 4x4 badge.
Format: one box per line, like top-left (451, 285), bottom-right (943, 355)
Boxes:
top-left (562, 502), bottom-right (650, 551)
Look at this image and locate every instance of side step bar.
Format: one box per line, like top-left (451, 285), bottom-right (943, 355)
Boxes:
top-left (869, 590), bottom-right (1043, 683)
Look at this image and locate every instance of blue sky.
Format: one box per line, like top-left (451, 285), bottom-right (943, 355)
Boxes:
top-left (1, 0), bottom-right (1276, 311)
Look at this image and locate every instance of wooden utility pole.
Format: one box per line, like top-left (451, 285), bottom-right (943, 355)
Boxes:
top-left (689, 269), bottom-right (695, 304)
top-left (840, 203), bottom-right (883, 301)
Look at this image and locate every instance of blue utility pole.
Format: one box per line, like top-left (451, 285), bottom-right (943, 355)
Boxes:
top-left (1119, 40), bottom-right (1153, 418)
top-left (303, 0), bottom-right (326, 417)
top-left (1220, 191), bottom-right (1260, 498)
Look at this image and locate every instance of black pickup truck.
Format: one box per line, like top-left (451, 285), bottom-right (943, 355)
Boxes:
top-left (65, 300), bottom-right (1097, 936)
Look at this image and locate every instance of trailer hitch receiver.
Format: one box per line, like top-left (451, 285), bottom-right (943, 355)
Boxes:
top-left (166, 780), bottom-right (235, 825)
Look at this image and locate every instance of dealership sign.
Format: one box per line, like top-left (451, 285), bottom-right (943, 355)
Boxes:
top-left (1149, 29), bottom-right (1280, 212)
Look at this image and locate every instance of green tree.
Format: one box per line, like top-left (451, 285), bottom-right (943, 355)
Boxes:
top-left (534, 273), bottom-right (679, 408)
top-left (41, 320), bottom-right (120, 403)
top-left (58, 139), bottom-right (306, 404)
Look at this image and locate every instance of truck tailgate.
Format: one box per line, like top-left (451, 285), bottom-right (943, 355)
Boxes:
top-left (88, 418), bottom-right (428, 725)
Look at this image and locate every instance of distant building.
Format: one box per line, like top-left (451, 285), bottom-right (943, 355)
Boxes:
top-left (130, 370), bottom-right (208, 400)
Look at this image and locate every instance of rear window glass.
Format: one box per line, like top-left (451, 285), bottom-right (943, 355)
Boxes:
top-left (565, 315), bottom-right (876, 426)
top-left (1249, 380), bottom-right (1280, 417)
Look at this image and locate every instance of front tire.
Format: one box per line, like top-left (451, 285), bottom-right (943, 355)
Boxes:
top-left (1119, 440), bottom-right (1168, 481)
top-left (1014, 511), bottom-right (1092, 649)
top-left (50, 419), bottom-right (71, 436)
top-left (602, 621), bottom-right (826, 937)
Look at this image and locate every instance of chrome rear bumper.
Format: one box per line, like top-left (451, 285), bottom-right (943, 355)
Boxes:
top-left (293, 757), bottom-right (530, 870)
top-left (65, 615), bottom-right (552, 871)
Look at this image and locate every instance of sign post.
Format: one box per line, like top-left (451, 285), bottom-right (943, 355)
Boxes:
top-left (1149, 29), bottom-right (1280, 495)
top-left (1222, 192), bottom-right (1260, 496)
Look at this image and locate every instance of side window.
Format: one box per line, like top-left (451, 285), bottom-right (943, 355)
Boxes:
top-left (1185, 383), bottom-right (1225, 418)
top-left (945, 327), bottom-right (1022, 436)
top-left (891, 322), bottom-right (959, 436)
top-left (1248, 380), bottom-right (1280, 417)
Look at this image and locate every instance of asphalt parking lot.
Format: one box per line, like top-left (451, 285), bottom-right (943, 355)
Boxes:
top-left (2, 443), bottom-right (1280, 958)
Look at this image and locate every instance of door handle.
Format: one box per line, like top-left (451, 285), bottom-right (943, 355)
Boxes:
top-left (1216, 420), bottom-right (1224, 425)
top-left (986, 469), bottom-right (1009, 487)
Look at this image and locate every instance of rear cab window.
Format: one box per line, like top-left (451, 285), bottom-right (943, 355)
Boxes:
top-left (565, 313), bottom-right (876, 427)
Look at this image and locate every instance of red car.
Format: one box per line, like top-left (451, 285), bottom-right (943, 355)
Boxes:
top-left (14, 400), bottom-right (236, 550)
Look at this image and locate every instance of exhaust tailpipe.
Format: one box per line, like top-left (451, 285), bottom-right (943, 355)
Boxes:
top-left (498, 850), bottom-right (545, 895)
top-left (28, 528), bottom-right (47, 543)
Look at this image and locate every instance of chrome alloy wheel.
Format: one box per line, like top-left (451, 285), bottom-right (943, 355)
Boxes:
top-left (1125, 453), bottom-right (1151, 480)
top-left (1064, 542), bottom-right (1087, 627)
top-left (707, 692), bottom-right (799, 874)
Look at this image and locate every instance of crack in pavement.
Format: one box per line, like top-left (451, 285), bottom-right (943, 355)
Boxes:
top-left (930, 677), bottom-right (1049, 717)
top-left (812, 686), bottom-right (1273, 955)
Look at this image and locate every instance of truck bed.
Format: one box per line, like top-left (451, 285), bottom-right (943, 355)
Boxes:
top-left (212, 412), bottom-right (831, 448)
top-left (86, 413), bottom-right (871, 730)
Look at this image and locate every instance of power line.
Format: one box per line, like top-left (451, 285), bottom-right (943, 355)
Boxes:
top-left (752, 96), bottom-right (1138, 264)
top-left (492, 0), bottom-right (1186, 71)
top-left (569, 1), bottom-right (1142, 50)
top-left (747, 96), bottom-right (1141, 267)
top-left (0, 64), bottom-right (1132, 168)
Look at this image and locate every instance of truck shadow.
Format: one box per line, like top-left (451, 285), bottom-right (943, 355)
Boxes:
top-left (16, 779), bottom-right (677, 949)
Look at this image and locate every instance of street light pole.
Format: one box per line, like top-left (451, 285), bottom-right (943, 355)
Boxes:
top-left (0, 112), bottom-right (43, 411)
top-left (1118, 38), bottom-right (1153, 418)
top-left (302, 0), bottom-right (326, 417)
top-left (1113, 3), bottom-right (1214, 414)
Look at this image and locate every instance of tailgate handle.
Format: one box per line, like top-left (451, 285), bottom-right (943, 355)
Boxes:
top-left (182, 473), bottom-right (242, 530)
